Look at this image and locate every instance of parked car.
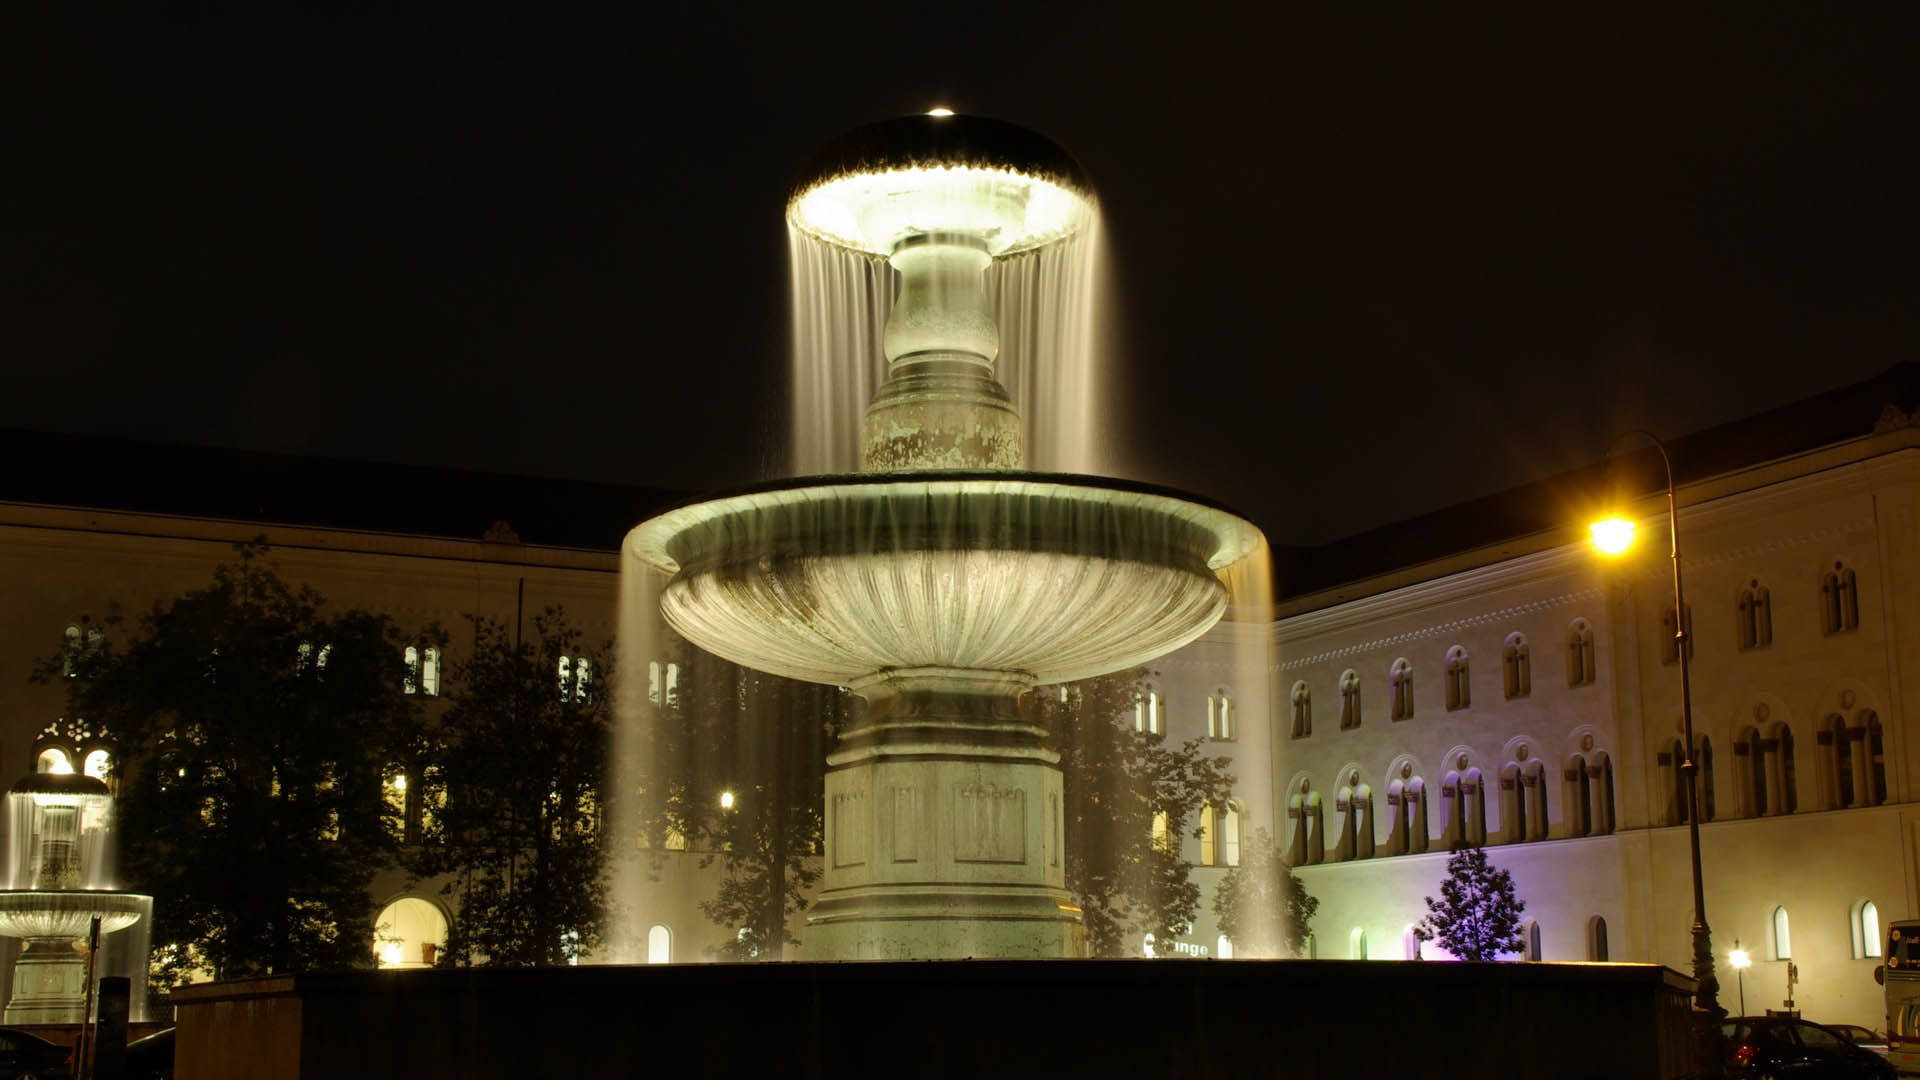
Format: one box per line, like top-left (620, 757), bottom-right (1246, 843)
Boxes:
top-left (0, 1027), bottom-right (70, 1079)
top-left (1723, 1015), bottom-right (1896, 1078)
top-left (123, 1027), bottom-right (174, 1080)
top-left (1827, 1023), bottom-right (1892, 1060)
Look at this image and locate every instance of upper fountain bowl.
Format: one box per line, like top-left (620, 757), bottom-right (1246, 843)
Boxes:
top-left (788, 113), bottom-right (1096, 258)
top-left (627, 473), bottom-right (1262, 690)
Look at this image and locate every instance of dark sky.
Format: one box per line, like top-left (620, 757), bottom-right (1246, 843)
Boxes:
top-left (7, 5), bottom-right (1915, 545)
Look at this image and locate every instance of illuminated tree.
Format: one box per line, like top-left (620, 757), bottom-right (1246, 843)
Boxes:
top-left (1037, 669), bottom-right (1235, 958)
top-left (38, 542), bottom-right (425, 980)
top-left (417, 609), bottom-right (610, 967)
top-left (1212, 828), bottom-right (1318, 957)
top-left (1412, 844), bottom-right (1527, 961)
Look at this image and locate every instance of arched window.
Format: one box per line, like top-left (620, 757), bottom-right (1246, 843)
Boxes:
top-left (1660, 604), bottom-right (1694, 665)
top-left (1856, 901), bottom-right (1882, 960)
top-left (1206, 691), bottom-right (1234, 740)
top-left (1290, 681), bottom-right (1311, 738)
top-left (1665, 737), bottom-right (1690, 825)
top-left (648, 660), bottom-right (663, 706)
top-left (1737, 581), bottom-right (1773, 650)
top-left (1734, 725), bottom-right (1767, 817)
top-left (1216, 934), bottom-right (1233, 960)
top-left (647, 924), bottom-right (672, 964)
top-left (1200, 804), bottom-right (1216, 865)
top-left (1824, 714), bottom-right (1855, 809)
top-left (1220, 802), bottom-right (1242, 866)
top-left (1150, 810), bottom-right (1170, 852)
top-left (1444, 647), bottom-right (1470, 710)
top-left (375, 897), bottom-right (448, 968)
top-left (1822, 563), bottom-right (1860, 633)
top-left (1523, 920), bottom-right (1543, 961)
top-left (1865, 711), bottom-right (1887, 805)
top-left (1133, 689), bottom-right (1162, 735)
top-left (1286, 779), bottom-right (1324, 866)
top-left (1566, 619), bottom-right (1597, 688)
top-left (421, 647), bottom-right (440, 697)
top-left (1566, 755), bottom-right (1592, 837)
top-left (419, 764), bottom-right (446, 840)
top-left (1406, 776), bottom-right (1429, 854)
top-left (62, 625), bottom-right (82, 678)
top-left (1389, 659), bottom-right (1414, 721)
top-left (1588, 916), bottom-right (1610, 961)
top-left (36, 747), bottom-right (73, 775)
top-left (1442, 771), bottom-right (1465, 848)
top-left (1501, 762), bottom-right (1528, 843)
top-left (82, 749), bottom-right (111, 783)
top-left (557, 656), bottom-right (573, 701)
top-left (383, 763), bottom-right (412, 842)
top-left (1463, 767), bottom-right (1487, 846)
top-left (1334, 781), bottom-right (1371, 861)
top-left (403, 646), bottom-right (419, 693)
top-left (1338, 670), bottom-right (1360, 730)
top-left (1590, 753), bottom-right (1616, 835)
top-left (1349, 926), bottom-right (1368, 960)
top-left (1772, 906), bottom-right (1792, 961)
top-left (573, 658), bottom-right (591, 703)
top-left (1699, 736), bottom-right (1717, 821)
top-left (1403, 925), bottom-right (1421, 960)
top-left (1774, 724), bottom-right (1799, 814)
top-left (1502, 633), bottom-right (1531, 699)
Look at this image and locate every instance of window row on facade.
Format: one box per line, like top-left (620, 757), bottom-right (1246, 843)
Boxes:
top-left (1659, 562), bottom-right (1862, 665)
top-left (1285, 746), bottom-right (1618, 865)
top-left (1658, 708), bottom-right (1887, 823)
top-left (1289, 619), bottom-right (1598, 739)
top-left (1130, 687), bottom-right (1236, 741)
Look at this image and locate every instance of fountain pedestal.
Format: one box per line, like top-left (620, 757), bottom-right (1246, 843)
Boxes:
top-left (806, 672), bottom-right (1079, 959)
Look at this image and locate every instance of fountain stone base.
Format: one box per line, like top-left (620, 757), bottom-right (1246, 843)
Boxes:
top-left (805, 670), bottom-right (1081, 960)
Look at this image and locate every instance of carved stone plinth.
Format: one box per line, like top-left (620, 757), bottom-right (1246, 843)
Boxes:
top-left (805, 672), bottom-right (1081, 959)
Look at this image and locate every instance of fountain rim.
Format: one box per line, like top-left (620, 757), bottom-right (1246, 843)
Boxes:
top-left (625, 470), bottom-right (1265, 576)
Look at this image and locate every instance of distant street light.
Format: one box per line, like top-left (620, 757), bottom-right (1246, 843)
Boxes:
top-left (1589, 430), bottom-right (1724, 1074)
top-left (1729, 940), bottom-right (1751, 1017)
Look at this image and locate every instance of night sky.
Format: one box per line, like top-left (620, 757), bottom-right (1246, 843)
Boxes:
top-left (7, 5), bottom-right (1915, 545)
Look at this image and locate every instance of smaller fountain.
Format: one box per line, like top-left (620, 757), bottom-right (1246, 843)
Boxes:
top-left (0, 773), bottom-right (149, 1023)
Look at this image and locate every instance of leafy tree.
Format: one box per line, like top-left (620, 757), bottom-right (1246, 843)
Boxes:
top-left (1412, 844), bottom-right (1527, 961)
top-left (38, 543), bottom-right (425, 980)
top-left (1211, 827), bottom-right (1318, 957)
top-left (417, 609), bottom-right (611, 967)
top-left (1036, 669), bottom-right (1235, 958)
top-left (628, 637), bottom-right (845, 960)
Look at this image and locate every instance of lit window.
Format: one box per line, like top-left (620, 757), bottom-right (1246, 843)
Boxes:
top-left (420, 647), bottom-right (439, 697)
top-left (1150, 810), bottom-right (1170, 852)
top-left (36, 748), bottom-right (73, 775)
top-left (83, 749), bottom-right (111, 782)
top-left (374, 897), bottom-right (448, 970)
top-left (1772, 906), bottom-right (1791, 960)
top-left (1207, 692), bottom-right (1234, 740)
top-left (1221, 803), bottom-right (1241, 866)
top-left (647, 924), bottom-right (672, 964)
top-left (1216, 934), bottom-right (1233, 960)
top-left (1859, 901), bottom-right (1882, 960)
top-left (557, 656), bottom-right (573, 700)
top-left (1349, 927), bottom-right (1368, 960)
top-left (1133, 689), bottom-right (1162, 735)
top-left (1199, 804), bottom-right (1216, 865)
top-left (573, 658), bottom-right (591, 702)
top-left (383, 764), bottom-right (411, 842)
top-left (403, 646), bottom-right (418, 694)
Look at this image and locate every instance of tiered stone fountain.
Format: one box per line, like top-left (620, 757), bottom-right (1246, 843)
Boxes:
top-left (628, 114), bottom-right (1263, 959)
top-left (0, 772), bottom-right (148, 1021)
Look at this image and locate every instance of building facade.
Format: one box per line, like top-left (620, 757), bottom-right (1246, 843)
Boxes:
top-left (1, 370), bottom-right (1916, 1027)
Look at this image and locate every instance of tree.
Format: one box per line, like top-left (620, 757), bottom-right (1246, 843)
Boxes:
top-left (417, 608), bottom-right (611, 967)
top-left (1037, 669), bottom-right (1235, 958)
top-left (1211, 828), bottom-right (1318, 957)
top-left (1412, 844), bottom-right (1527, 961)
top-left (627, 636), bottom-right (846, 961)
top-left (39, 543), bottom-right (425, 980)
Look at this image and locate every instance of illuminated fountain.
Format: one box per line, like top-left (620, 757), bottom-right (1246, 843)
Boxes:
top-left (627, 114), bottom-right (1263, 959)
top-left (0, 772), bottom-right (149, 1022)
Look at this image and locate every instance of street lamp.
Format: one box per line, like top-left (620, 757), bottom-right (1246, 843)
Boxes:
top-left (719, 790), bottom-right (736, 811)
top-left (1588, 430), bottom-right (1724, 1075)
top-left (1729, 940), bottom-right (1751, 1017)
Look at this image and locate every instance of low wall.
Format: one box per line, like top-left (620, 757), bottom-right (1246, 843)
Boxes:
top-left (173, 959), bottom-right (1695, 1079)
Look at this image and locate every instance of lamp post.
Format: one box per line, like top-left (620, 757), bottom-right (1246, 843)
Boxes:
top-left (1729, 941), bottom-right (1750, 1017)
top-left (1589, 430), bottom-right (1724, 1075)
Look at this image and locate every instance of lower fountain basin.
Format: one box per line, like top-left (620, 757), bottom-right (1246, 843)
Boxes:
top-left (626, 472), bottom-right (1262, 688)
top-left (0, 890), bottom-right (148, 939)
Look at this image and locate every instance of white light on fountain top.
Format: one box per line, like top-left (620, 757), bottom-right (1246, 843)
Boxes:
top-left (787, 113), bottom-right (1095, 258)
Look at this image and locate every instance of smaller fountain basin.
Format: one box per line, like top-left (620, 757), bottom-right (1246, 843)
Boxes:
top-left (0, 891), bottom-right (148, 940)
top-left (628, 472), bottom-right (1263, 689)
